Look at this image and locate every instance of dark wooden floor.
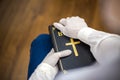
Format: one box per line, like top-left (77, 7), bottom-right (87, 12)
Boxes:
top-left (0, 0), bottom-right (106, 80)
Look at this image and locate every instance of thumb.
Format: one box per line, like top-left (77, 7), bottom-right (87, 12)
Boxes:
top-left (57, 50), bottom-right (72, 58)
top-left (48, 50), bottom-right (72, 67)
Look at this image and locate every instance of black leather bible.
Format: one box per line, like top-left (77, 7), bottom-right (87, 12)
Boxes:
top-left (49, 25), bottom-right (95, 73)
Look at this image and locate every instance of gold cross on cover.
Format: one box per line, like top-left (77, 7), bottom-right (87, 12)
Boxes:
top-left (65, 38), bottom-right (80, 56)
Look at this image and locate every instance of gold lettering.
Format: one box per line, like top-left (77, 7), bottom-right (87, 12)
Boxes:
top-left (58, 31), bottom-right (63, 36)
top-left (52, 27), bottom-right (55, 30)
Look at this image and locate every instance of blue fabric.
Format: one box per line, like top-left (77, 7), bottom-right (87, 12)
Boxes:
top-left (28, 34), bottom-right (53, 79)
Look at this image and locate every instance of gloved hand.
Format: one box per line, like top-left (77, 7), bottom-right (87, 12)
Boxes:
top-left (42, 49), bottom-right (71, 80)
top-left (53, 16), bottom-right (120, 80)
top-left (29, 48), bottom-right (72, 80)
top-left (53, 16), bottom-right (88, 39)
top-left (42, 48), bottom-right (72, 74)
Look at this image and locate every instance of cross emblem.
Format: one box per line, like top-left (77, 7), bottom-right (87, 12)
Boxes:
top-left (65, 38), bottom-right (80, 56)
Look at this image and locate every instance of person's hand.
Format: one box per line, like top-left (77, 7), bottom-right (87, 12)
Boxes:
top-left (53, 16), bottom-right (88, 39)
top-left (29, 49), bottom-right (72, 80)
top-left (42, 48), bottom-right (72, 75)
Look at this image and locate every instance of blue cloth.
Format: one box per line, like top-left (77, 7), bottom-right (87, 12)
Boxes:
top-left (28, 34), bottom-right (53, 79)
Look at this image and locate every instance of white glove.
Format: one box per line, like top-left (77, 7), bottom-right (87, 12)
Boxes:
top-left (53, 16), bottom-right (88, 39)
top-left (55, 36), bottom-right (120, 80)
top-left (53, 16), bottom-right (120, 80)
top-left (29, 49), bottom-right (72, 80)
top-left (42, 48), bottom-right (72, 72)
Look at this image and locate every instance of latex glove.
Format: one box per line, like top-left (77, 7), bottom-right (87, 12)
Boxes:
top-left (53, 16), bottom-right (88, 39)
top-left (42, 48), bottom-right (72, 72)
top-left (29, 49), bottom-right (72, 80)
top-left (53, 16), bottom-right (120, 80)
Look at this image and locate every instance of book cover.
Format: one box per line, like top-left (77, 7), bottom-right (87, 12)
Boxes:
top-left (49, 25), bottom-right (95, 73)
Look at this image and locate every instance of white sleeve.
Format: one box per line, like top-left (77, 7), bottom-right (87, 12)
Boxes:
top-left (29, 63), bottom-right (56, 80)
top-left (77, 27), bottom-right (120, 64)
top-left (55, 28), bottom-right (120, 80)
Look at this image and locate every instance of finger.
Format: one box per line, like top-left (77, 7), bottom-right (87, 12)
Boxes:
top-left (66, 17), bottom-right (70, 19)
top-left (59, 18), bottom-right (67, 25)
top-left (70, 16), bottom-right (84, 21)
top-left (53, 23), bottom-right (65, 31)
top-left (76, 16), bottom-right (85, 21)
top-left (51, 50), bottom-right (72, 66)
top-left (57, 50), bottom-right (72, 58)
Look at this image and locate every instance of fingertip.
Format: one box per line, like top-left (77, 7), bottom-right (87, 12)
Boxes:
top-left (59, 18), bottom-right (66, 25)
top-left (53, 22), bottom-right (58, 26)
top-left (59, 50), bottom-right (72, 57)
top-left (66, 17), bottom-right (70, 19)
top-left (59, 18), bottom-right (66, 22)
top-left (53, 22), bottom-right (64, 31)
top-left (53, 22), bottom-right (60, 28)
top-left (65, 49), bottom-right (72, 55)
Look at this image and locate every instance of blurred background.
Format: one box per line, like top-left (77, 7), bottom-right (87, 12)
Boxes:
top-left (0, 0), bottom-right (119, 80)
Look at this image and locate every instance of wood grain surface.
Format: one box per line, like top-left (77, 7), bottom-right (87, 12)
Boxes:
top-left (0, 0), bottom-right (106, 80)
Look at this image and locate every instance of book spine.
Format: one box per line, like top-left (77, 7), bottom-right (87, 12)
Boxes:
top-left (49, 26), bottom-right (59, 52)
top-left (49, 25), bottom-right (65, 73)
